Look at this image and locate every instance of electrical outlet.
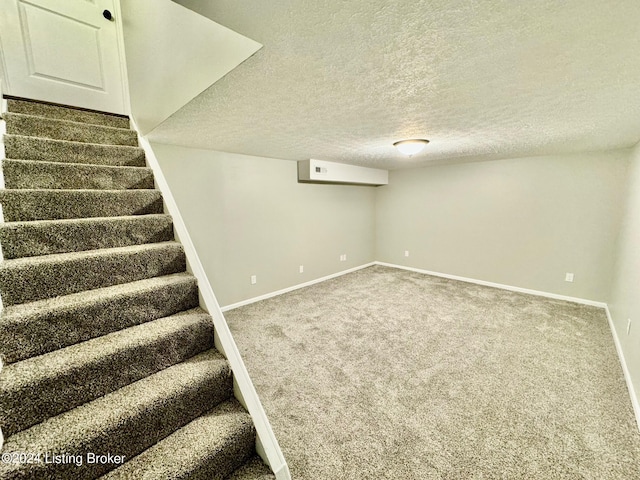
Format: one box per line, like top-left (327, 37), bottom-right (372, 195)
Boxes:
top-left (250, 275), bottom-right (257, 285)
top-left (565, 273), bottom-right (574, 282)
top-left (404, 250), bottom-right (409, 257)
top-left (340, 254), bottom-right (347, 261)
top-left (627, 319), bottom-right (632, 335)
top-left (299, 265), bottom-right (304, 273)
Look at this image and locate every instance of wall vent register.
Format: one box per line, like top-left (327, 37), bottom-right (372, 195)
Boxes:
top-left (299, 159), bottom-right (388, 186)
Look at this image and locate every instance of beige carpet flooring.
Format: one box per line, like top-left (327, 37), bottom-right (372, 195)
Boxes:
top-left (225, 265), bottom-right (640, 479)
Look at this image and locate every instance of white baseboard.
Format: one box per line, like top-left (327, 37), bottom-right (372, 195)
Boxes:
top-left (221, 262), bottom-right (376, 311)
top-left (223, 260), bottom-right (607, 311)
top-left (604, 306), bottom-right (640, 433)
top-left (374, 261), bottom-right (607, 308)
top-left (219, 260), bottom-right (639, 433)
top-left (378, 261), bottom-right (639, 432)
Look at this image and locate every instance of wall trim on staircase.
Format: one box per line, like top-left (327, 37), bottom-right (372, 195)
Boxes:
top-left (604, 306), bottom-right (640, 433)
top-left (0, 94), bottom-right (6, 191)
top-left (0, 104), bottom-right (6, 264)
top-left (136, 127), bottom-right (291, 480)
top-left (221, 262), bottom-right (377, 312)
top-left (0, 80), bottom-right (7, 114)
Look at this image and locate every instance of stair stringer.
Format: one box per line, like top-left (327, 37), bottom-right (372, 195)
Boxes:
top-left (136, 127), bottom-right (291, 480)
top-left (0, 89), bottom-right (7, 452)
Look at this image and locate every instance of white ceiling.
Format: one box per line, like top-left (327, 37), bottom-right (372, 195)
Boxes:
top-left (150, 0), bottom-right (640, 170)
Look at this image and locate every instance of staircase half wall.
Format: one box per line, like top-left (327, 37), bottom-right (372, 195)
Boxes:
top-left (121, 0), bottom-right (262, 134)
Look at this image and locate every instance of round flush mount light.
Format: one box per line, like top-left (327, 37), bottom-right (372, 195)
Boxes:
top-left (393, 139), bottom-right (430, 156)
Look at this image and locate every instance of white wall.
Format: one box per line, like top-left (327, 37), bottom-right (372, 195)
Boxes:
top-left (0, 33), bottom-right (8, 96)
top-left (151, 143), bottom-right (376, 307)
top-left (154, 141), bottom-right (637, 423)
top-left (121, 0), bottom-right (261, 134)
top-left (609, 141), bottom-right (640, 419)
top-left (375, 150), bottom-right (630, 302)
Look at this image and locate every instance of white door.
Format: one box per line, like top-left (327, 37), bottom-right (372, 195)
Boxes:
top-left (0, 0), bottom-right (127, 114)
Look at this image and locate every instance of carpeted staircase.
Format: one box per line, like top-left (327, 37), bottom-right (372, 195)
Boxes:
top-left (0, 97), bottom-right (275, 480)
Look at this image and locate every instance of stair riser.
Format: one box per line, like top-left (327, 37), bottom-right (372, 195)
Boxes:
top-left (227, 456), bottom-right (276, 479)
top-left (181, 432), bottom-right (256, 480)
top-left (7, 99), bottom-right (130, 129)
top-left (0, 277), bottom-right (199, 364)
top-left (0, 356), bottom-right (233, 480)
top-left (0, 190), bottom-right (164, 222)
top-left (0, 244), bottom-right (186, 306)
top-left (2, 159), bottom-right (155, 190)
top-left (5, 113), bottom-right (138, 146)
top-left (0, 215), bottom-right (174, 259)
top-left (103, 404), bottom-right (256, 480)
top-left (1, 314), bottom-right (216, 437)
top-left (3, 135), bottom-right (146, 167)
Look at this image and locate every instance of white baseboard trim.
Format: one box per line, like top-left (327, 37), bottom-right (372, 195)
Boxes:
top-left (218, 259), bottom-right (638, 434)
top-left (604, 306), bottom-right (640, 433)
top-left (221, 262), bottom-right (376, 312)
top-left (374, 262), bottom-right (607, 308)
top-left (212, 258), bottom-right (640, 436)
top-left (378, 262), bottom-right (639, 432)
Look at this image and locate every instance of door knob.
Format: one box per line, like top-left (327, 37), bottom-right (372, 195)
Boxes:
top-left (103, 9), bottom-right (113, 21)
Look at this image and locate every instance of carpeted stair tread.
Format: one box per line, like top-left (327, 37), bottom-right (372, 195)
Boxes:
top-left (0, 349), bottom-right (233, 480)
top-left (0, 214), bottom-right (174, 259)
top-left (0, 308), bottom-right (215, 437)
top-left (0, 188), bottom-right (163, 221)
top-left (6, 98), bottom-right (130, 129)
top-left (0, 273), bottom-right (199, 364)
top-left (101, 399), bottom-right (255, 480)
top-left (3, 134), bottom-right (146, 167)
top-left (0, 241), bottom-right (186, 306)
top-left (226, 456), bottom-right (276, 480)
top-left (1, 158), bottom-right (154, 190)
top-left (4, 112), bottom-right (138, 146)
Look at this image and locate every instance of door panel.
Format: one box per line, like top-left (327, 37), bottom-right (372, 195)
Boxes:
top-left (0, 0), bottom-right (127, 114)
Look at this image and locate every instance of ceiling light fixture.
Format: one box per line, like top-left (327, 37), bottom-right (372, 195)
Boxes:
top-left (393, 139), bottom-right (430, 156)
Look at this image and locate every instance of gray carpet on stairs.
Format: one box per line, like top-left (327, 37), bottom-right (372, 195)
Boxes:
top-left (0, 242), bottom-right (187, 306)
top-left (1, 308), bottom-right (215, 437)
top-left (6, 98), bottom-right (130, 129)
top-left (4, 112), bottom-right (138, 146)
top-left (0, 350), bottom-right (233, 479)
top-left (3, 134), bottom-right (146, 166)
top-left (0, 273), bottom-right (199, 364)
top-left (0, 188), bottom-right (164, 221)
top-left (1, 158), bottom-right (154, 190)
top-left (101, 399), bottom-right (256, 480)
top-left (226, 264), bottom-right (640, 480)
top-left (0, 97), bottom-right (274, 479)
top-left (227, 456), bottom-right (277, 480)
top-left (0, 214), bottom-right (174, 259)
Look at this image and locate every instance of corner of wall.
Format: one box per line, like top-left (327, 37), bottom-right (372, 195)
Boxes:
top-left (606, 142), bottom-right (640, 432)
top-left (121, 0), bottom-right (261, 134)
top-left (604, 305), bottom-right (640, 432)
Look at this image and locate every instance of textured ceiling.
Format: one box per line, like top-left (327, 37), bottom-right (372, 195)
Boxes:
top-left (151, 0), bottom-right (640, 169)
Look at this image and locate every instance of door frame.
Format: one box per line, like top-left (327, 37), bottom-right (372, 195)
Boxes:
top-left (111, 0), bottom-right (130, 116)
